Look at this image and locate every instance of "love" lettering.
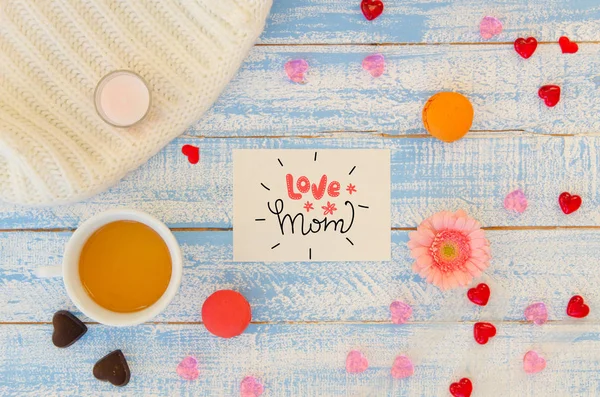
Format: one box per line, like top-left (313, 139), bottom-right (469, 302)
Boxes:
top-left (286, 174), bottom-right (340, 200)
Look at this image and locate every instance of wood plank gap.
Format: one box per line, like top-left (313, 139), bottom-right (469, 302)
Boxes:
top-left (1, 226), bottom-right (599, 233)
top-left (254, 41), bottom-right (600, 47)
top-left (0, 320), bottom-right (594, 325)
top-left (178, 130), bottom-right (600, 140)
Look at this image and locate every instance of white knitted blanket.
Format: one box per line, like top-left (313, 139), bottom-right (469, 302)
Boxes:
top-left (0, 0), bottom-right (272, 205)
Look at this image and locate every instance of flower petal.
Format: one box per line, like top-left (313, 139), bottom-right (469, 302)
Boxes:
top-left (431, 212), bottom-right (446, 231)
top-left (454, 215), bottom-right (467, 231)
top-left (468, 229), bottom-right (486, 240)
top-left (454, 210), bottom-right (467, 218)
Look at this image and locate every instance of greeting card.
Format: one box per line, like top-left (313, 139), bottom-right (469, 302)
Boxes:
top-left (233, 150), bottom-right (391, 261)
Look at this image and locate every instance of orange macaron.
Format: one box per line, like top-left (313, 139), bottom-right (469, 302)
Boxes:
top-left (422, 92), bottom-right (474, 142)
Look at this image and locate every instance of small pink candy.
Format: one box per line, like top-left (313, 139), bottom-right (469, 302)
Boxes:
top-left (523, 351), bottom-right (546, 374)
top-left (390, 300), bottom-right (412, 324)
top-left (284, 59), bottom-right (309, 83)
top-left (391, 355), bottom-right (414, 379)
top-left (504, 189), bottom-right (528, 213)
top-left (177, 356), bottom-right (199, 380)
top-left (240, 376), bottom-right (264, 397)
top-left (524, 302), bottom-right (548, 325)
top-left (479, 16), bottom-right (503, 40)
top-left (362, 54), bottom-right (385, 78)
top-left (346, 350), bottom-right (369, 373)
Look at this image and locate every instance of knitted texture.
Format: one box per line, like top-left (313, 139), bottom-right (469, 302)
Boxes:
top-left (0, 0), bottom-right (271, 205)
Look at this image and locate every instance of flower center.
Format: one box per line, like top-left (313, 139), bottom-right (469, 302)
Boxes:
top-left (430, 230), bottom-right (471, 272)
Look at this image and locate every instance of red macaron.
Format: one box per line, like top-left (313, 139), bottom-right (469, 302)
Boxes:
top-left (201, 290), bottom-right (251, 338)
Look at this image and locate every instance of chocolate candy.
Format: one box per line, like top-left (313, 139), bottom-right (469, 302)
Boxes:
top-left (93, 350), bottom-right (131, 387)
top-left (52, 310), bottom-right (87, 348)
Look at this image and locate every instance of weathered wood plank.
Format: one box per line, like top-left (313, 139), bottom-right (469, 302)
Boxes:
top-left (0, 135), bottom-right (598, 229)
top-left (1, 323), bottom-right (599, 396)
top-left (260, 0), bottom-right (600, 44)
top-left (1, 229), bottom-right (598, 323)
top-left (186, 44), bottom-right (600, 136)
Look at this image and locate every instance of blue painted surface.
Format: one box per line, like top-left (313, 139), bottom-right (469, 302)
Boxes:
top-left (260, 0), bottom-right (600, 44)
top-left (2, 229), bottom-right (600, 325)
top-left (0, 136), bottom-right (599, 229)
top-left (2, 0), bottom-right (600, 395)
top-left (2, 323), bottom-right (600, 396)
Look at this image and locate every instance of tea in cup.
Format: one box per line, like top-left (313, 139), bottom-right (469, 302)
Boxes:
top-left (37, 209), bottom-right (182, 326)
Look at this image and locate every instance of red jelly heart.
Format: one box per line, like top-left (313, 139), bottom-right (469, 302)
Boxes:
top-left (467, 283), bottom-right (490, 306)
top-left (567, 295), bottom-right (589, 318)
top-left (182, 144), bottom-right (200, 164)
top-left (559, 36), bottom-right (579, 54)
top-left (361, 0), bottom-right (384, 21)
top-left (450, 378), bottom-right (473, 397)
top-left (473, 322), bottom-right (496, 345)
top-left (514, 37), bottom-right (538, 59)
top-left (538, 85), bottom-right (561, 107)
top-left (558, 192), bottom-right (581, 214)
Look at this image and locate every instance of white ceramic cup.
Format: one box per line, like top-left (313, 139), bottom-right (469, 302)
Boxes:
top-left (36, 209), bottom-right (182, 326)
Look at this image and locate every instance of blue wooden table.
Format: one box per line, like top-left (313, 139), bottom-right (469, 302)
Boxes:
top-left (2, 0), bottom-right (600, 395)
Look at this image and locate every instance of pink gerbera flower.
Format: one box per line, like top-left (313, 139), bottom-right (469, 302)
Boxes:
top-left (408, 210), bottom-right (491, 290)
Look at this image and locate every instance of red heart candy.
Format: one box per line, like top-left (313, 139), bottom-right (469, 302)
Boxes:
top-left (473, 322), bottom-right (496, 345)
top-left (467, 283), bottom-right (490, 306)
top-left (450, 378), bottom-right (473, 397)
top-left (514, 37), bottom-right (538, 59)
top-left (558, 192), bottom-right (581, 214)
top-left (361, 0), bottom-right (383, 21)
top-left (559, 36), bottom-right (579, 54)
top-left (538, 85), bottom-right (561, 107)
top-left (182, 144), bottom-right (200, 164)
top-left (567, 295), bottom-right (589, 318)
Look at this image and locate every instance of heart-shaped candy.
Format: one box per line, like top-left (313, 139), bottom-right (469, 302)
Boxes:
top-left (473, 322), bottom-right (496, 345)
top-left (523, 351), bottom-right (546, 374)
top-left (177, 356), bottom-right (199, 380)
top-left (567, 295), bottom-right (589, 318)
top-left (504, 189), bottom-right (528, 213)
top-left (52, 310), bottom-right (87, 348)
top-left (93, 350), bottom-right (131, 387)
top-left (450, 378), bottom-right (473, 397)
top-left (538, 85), bottom-right (561, 107)
top-left (240, 376), bottom-right (264, 397)
top-left (390, 300), bottom-right (412, 324)
top-left (391, 355), bottom-right (414, 379)
top-left (285, 59), bottom-right (309, 83)
top-left (467, 283), bottom-right (490, 306)
top-left (361, 0), bottom-right (384, 21)
top-left (479, 16), bottom-right (503, 40)
top-left (558, 192), bottom-right (581, 214)
top-left (524, 302), bottom-right (548, 325)
top-left (346, 350), bottom-right (369, 373)
top-left (514, 37), bottom-right (538, 59)
top-left (559, 36), bottom-right (578, 54)
top-left (182, 144), bottom-right (200, 164)
top-left (362, 54), bottom-right (385, 77)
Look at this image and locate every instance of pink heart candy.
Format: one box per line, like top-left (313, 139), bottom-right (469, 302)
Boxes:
top-left (240, 376), bottom-right (264, 397)
top-left (346, 350), bottom-right (369, 373)
top-left (504, 189), bottom-right (528, 213)
top-left (390, 300), bottom-right (412, 324)
top-left (523, 350), bottom-right (546, 374)
top-left (362, 54), bottom-right (385, 77)
top-left (524, 302), bottom-right (548, 325)
top-left (480, 16), bottom-right (503, 40)
top-left (391, 355), bottom-right (414, 379)
top-left (285, 59), bottom-right (309, 83)
top-left (177, 356), bottom-right (199, 380)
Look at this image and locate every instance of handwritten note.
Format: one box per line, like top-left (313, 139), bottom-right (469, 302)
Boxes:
top-left (233, 150), bottom-right (391, 262)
